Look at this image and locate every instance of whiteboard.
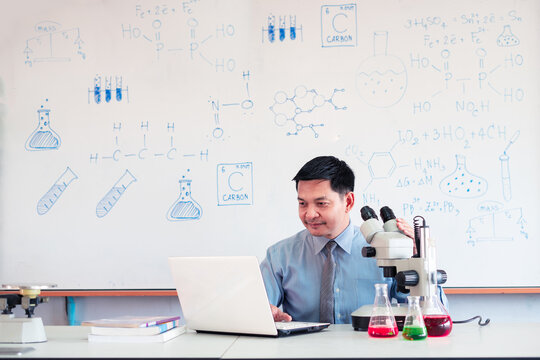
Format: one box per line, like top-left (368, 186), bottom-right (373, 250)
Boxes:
top-left (1, 0), bottom-right (539, 289)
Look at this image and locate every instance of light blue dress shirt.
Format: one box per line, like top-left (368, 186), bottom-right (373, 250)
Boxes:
top-left (260, 221), bottom-right (448, 324)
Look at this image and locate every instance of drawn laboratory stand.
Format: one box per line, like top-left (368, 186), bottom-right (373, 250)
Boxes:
top-left (500, 130), bottom-right (520, 202)
top-left (37, 167), bottom-right (78, 215)
top-left (25, 106), bottom-right (61, 151)
top-left (96, 170), bottom-right (137, 218)
top-left (356, 31), bottom-right (407, 108)
top-left (167, 178), bottom-right (203, 221)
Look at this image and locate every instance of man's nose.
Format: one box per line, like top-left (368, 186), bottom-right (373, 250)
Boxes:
top-left (305, 205), bottom-right (319, 219)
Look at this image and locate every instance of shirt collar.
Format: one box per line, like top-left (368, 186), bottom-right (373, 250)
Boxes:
top-left (312, 221), bottom-right (354, 255)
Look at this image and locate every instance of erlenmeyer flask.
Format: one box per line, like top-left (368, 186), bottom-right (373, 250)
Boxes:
top-left (25, 108), bottom-right (61, 151)
top-left (496, 25), bottom-right (519, 47)
top-left (402, 296), bottom-right (427, 340)
top-left (439, 154), bottom-right (487, 198)
top-left (367, 283), bottom-right (398, 337)
top-left (422, 294), bottom-right (452, 337)
top-left (167, 179), bottom-right (203, 221)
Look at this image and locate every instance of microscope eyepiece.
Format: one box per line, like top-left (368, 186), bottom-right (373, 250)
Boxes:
top-left (379, 206), bottom-right (396, 223)
top-left (360, 206), bottom-right (378, 221)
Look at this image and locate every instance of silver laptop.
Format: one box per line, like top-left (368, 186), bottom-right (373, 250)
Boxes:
top-left (168, 256), bottom-right (330, 337)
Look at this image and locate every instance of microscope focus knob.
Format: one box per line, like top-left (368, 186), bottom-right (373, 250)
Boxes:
top-left (395, 270), bottom-right (419, 286)
top-left (437, 270), bottom-right (448, 284)
top-left (361, 247), bottom-right (376, 258)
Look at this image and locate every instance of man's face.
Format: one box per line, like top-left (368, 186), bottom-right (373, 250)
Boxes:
top-left (297, 179), bottom-right (354, 239)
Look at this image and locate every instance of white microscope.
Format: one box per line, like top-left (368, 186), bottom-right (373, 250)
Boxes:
top-left (0, 284), bottom-right (56, 343)
top-left (351, 206), bottom-right (447, 331)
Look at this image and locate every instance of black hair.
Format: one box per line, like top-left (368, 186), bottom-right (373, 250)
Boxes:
top-left (292, 156), bottom-right (355, 195)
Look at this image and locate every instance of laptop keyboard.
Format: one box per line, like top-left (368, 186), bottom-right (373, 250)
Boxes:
top-left (275, 321), bottom-right (327, 330)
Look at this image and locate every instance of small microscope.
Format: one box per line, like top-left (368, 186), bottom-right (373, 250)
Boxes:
top-left (351, 206), bottom-right (447, 330)
top-left (0, 284), bottom-right (56, 343)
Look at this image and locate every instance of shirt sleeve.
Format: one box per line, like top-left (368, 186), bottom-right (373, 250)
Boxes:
top-left (259, 247), bottom-right (285, 307)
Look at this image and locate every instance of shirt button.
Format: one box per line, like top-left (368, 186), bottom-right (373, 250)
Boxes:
top-left (336, 288), bottom-right (340, 293)
top-left (337, 314), bottom-right (341, 319)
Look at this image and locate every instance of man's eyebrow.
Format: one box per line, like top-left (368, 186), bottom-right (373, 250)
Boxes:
top-left (297, 196), bottom-right (329, 201)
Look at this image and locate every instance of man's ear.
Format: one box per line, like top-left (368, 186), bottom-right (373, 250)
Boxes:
top-left (344, 192), bottom-right (355, 213)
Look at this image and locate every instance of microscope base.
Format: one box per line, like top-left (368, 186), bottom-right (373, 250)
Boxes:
top-left (0, 316), bottom-right (47, 343)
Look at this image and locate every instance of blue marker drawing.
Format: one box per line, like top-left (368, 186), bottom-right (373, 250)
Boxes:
top-left (37, 167), bottom-right (78, 215)
top-left (217, 162), bottom-right (253, 206)
top-left (89, 75), bottom-right (129, 104)
top-left (290, 15), bottom-right (297, 40)
top-left (263, 15), bottom-right (302, 43)
top-left (439, 154), bottom-right (487, 199)
top-left (24, 21), bottom-right (86, 67)
top-left (25, 101), bottom-right (61, 151)
top-left (96, 170), bottom-right (136, 218)
top-left (116, 76), bottom-right (123, 101)
top-left (93, 75), bottom-right (101, 104)
top-left (105, 77), bottom-right (112, 103)
top-left (321, 4), bottom-right (357, 48)
top-left (355, 31), bottom-right (407, 107)
top-left (466, 207), bottom-right (527, 246)
top-left (269, 85), bottom-right (346, 137)
top-left (167, 175), bottom-right (203, 221)
top-left (279, 16), bottom-right (286, 41)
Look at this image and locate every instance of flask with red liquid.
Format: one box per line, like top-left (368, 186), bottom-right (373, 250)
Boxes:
top-left (422, 294), bottom-right (452, 337)
top-left (367, 283), bottom-right (398, 338)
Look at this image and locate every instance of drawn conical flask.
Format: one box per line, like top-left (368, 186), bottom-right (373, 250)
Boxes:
top-left (402, 296), bottom-right (427, 340)
top-left (37, 167), bottom-right (78, 215)
top-left (367, 283), bottom-right (398, 337)
top-left (496, 25), bottom-right (519, 47)
top-left (25, 108), bottom-right (61, 151)
top-left (167, 179), bottom-right (202, 221)
top-left (439, 154), bottom-right (487, 198)
top-left (356, 31), bottom-right (407, 108)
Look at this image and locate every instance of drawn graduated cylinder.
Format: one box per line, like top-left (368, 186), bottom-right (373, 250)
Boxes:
top-left (167, 179), bottom-right (202, 221)
top-left (96, 170), bottom-right (136, 218)
top-left (37, 167), bottom-right (78, 215)
top-left (25, 108), bottom-right (61, 151)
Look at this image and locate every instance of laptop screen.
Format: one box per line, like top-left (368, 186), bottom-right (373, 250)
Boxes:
top-left (168, 256), bottom-right (278, 336)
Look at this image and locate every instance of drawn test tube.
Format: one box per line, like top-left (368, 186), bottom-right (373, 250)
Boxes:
top-left (267, 15), bottom-right (275, 43)
top-left (499, 154), bottom-right (511, 201)
top-left (96, 170), bottom-right (136, 218)
top-left (105, 76), bottom-right (112, 103)
top-left (94, 75), bottom-right (101, 104)
top-left (37, 167), bottom-right (78, 215)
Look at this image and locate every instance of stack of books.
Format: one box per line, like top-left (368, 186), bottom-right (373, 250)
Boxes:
top-left (82, 315), bottom-right (185, 343)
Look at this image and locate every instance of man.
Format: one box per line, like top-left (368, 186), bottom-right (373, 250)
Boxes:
top-left (260, 156), bottom-right (447, 324)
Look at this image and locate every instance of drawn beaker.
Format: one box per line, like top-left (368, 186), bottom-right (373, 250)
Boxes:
top-left (439, 154), bottom-right (487, 198)
top-left (25, 108), bottom-right (61, 151)
top-left (356, 31), bottom-right (407, 108)
top-left (96, 170), bottom-right (136, 218)
top-left (496, 25), bottom-right (519, 47)
top-left (167, 179), bottom-right (203, 221)
top-left (37, 167), bottom-right (78, 215)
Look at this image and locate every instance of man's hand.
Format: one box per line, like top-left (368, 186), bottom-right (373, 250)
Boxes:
top-left (270, 304), bottom-right (292, 322)
top-left (396, 218), bottom-right (417, 255)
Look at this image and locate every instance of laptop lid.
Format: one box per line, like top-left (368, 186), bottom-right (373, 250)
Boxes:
top-left (168, 256), bottom-right (279, 336)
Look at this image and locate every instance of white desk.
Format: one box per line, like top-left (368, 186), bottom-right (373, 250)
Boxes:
top-left (1, 323), bottom-right (539, 358)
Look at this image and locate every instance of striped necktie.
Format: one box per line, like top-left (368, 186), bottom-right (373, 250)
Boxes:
top-left (319, 240), bottom-right (337, 323)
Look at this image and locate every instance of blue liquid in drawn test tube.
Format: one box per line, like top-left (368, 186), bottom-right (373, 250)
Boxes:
top-left (37, 167), bottom-right (78, 215)
top-left (279, 16), bottom-right (286, 41)
top-left (105, 76), bottom-right (112, 103)
top-left (94, 75), bottom-right (101, 104)
top-left (116, 76), bottom-right (123, 102)
top-left (267, 15), bottom-right (275, 43)
top-left (290, 15), bottom-right (296, 40)
top-left (96, 169), bottom-right (136, 218)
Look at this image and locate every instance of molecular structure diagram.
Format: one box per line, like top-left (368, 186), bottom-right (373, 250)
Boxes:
top-left (269, 85), bottom-right (346, 137)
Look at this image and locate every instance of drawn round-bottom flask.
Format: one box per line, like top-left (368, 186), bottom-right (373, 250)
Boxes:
top-left (167, 179), bottom-right (202, 221)
top-left (439, 154), bottom-right (487, 198)
top-left (25, 108), bottom-right (61, 151)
